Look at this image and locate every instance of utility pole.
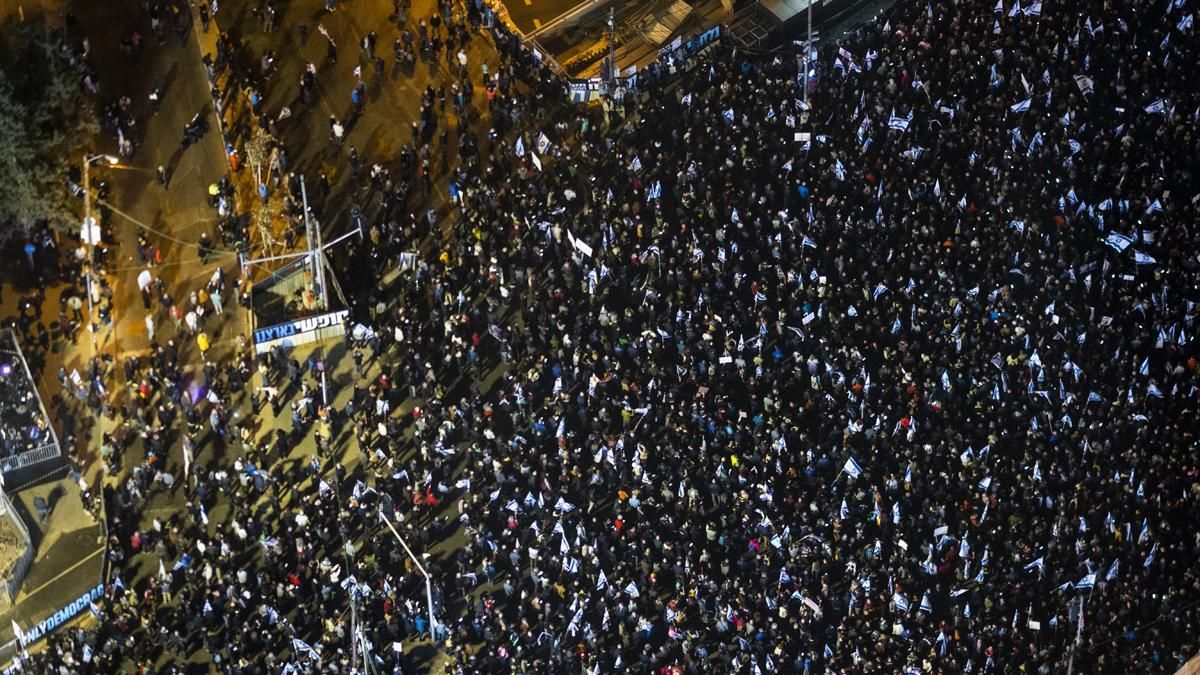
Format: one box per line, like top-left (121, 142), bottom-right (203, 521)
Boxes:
top-left (607, 7), bottom-right (617, 95)
top-left (300, 176), bottom-right (316, 306)
top-left (804, 0), bottom-right (813, 104)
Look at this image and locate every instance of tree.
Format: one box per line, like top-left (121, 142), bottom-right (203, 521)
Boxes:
top-left (0, 25), bottom-right (98, 243)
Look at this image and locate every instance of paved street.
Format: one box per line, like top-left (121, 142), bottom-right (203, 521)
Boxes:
top-left (2, 0), bottom-right (559, 669)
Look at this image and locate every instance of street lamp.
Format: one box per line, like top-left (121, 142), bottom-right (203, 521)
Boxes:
top-left (82, 154), bottom-right (119, 354)
top-left (377, 509), bottom-right (438, 641)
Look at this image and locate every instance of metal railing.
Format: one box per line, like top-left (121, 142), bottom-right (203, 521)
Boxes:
top-left (0, 441), bottom-right (61, 476)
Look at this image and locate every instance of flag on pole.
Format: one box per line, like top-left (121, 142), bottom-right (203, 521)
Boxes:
top-left (292, 637), bottom-right (320, 662)
top-left (842, 457), bottom-right (864, 478)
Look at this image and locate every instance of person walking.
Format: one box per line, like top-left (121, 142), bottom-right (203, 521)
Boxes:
top-left (145, 313), bottom-right (156, 343)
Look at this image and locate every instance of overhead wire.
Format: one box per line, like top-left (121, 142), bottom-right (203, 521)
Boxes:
top-left (93, 196), bottom-right (240, 259)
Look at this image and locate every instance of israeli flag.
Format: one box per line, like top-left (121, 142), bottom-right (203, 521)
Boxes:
top-left (842, 457), bottom-right (864, 479)
top-left (292, 637), bottom-right (320, 662)
top-left (1075, 573), bottom-right (1096, 589)
top-left (723, 108), bottom-right (735, 123)
top-left (1139, 357), bottom-right (1150, 375)
top-left (873, 283), bottom-right (889, 300)
top-left (597, 570), bottom-right (608, 589)
top-left (536, 132), bottom-right (551, 155)
top-left (888, 116), bottom-right (910, 132)
top-left (1103, 232), bottom-right (1134, 252)
top-left (630, 156), bottom-right (642, 173)
top-left (893, 592), bottom-right (910, 613)
top-left (514, 136), bottom-right (525, 158)
top-left (919, 592), bottom-right (933, 613)
top-left (1023, 556), bottom-right (1044, 572)
top-left (1178, 13), bottom-right (1193, 31)
top-left (834, 159), bottom-right (846, 181)
top-left (1144, 543), bottom-right (1157, 568)
top-left (1106, 559), bottom-right (1119, 581)
top-left (624, 581), bottom-right (640, 598)
top-left (780, 568), bottom-right (792, 585)
top-left (1133, 250), bottom-right (1157, 265)
top-left (839, 498), bottom-right (849, 520)
top-left (681, 93), bottom-right (692, 106)
top-left (802, 235), bottom-right (817, 249)
top-left (647, 181), bottom-right (662, 200)
top-left (1010, 98), bottom-right (1032, 113)
top-left (1024, 1), bottom-right (1042, 14)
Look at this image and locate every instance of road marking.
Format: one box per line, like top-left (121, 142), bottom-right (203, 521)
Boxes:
top-left (19, 546), bottom-right (104, 602)
top-left (534, 18), bottom-right (542, 28)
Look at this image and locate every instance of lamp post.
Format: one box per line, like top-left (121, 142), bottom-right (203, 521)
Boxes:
top-left (82, 154), bottom-right (119, 354)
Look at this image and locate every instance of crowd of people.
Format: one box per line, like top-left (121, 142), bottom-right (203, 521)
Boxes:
top-left (7, 0), bottom-right (1200, 672)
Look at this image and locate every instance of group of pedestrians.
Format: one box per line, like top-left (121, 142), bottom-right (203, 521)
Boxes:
top-left (7, 0), bottom-right (1200, 673)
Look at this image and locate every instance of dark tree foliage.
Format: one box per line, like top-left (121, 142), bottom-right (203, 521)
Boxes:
top-left (0, 25), bottom-right (98, 243)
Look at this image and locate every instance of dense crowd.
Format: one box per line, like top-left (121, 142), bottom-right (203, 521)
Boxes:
top-left (7, 0), bottom-right (1200, 673)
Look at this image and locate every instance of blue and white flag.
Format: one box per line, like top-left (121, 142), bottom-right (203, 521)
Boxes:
top-left (842, 457), bottom-right (864, 479)
top-left (514, 136), bottom-right (525, 158)
top-left (888, 116), bottom-right (910, 132)
top-left (681, 93), bottom-right (692, 106)
top-left (630, 156), bottom-right (642, 173)
top-left (535, 132), bottom-right (551, 155)
top-left (919, 592), bottom-right (933, 613)
top-left (1144, 543), bottom-right (1157, 568)
top-left (1133, 250), bottom-right (1157, 265)
top-left (1106, 559), bottom-right (1119, 581)
top-left (839, 498), bottom-right (849, 520)
top-left (292, 638), bottom-right (320, 662)
top-left (1024, 1), bottom-right (1042, 15)
top-left (647, 181), bottom-right (662, 200)
top-left (834, 159), bottom-right (846, 181)
top-left (893, 592), bottom-right (910, 613)
top-left (1178, 13), bottom-right (1193, 31)
top-left (1139, 357), bottom-right (1150, 375)
top-left (1010, 98), bottom-right (1032, 113)
top-left (1075, 573), bottom-right (1096, 589)
top-left (1103, 232), bottom-right (1134, 252)
top-left (780, 568), bottom-right (792, 586)
top-left (723, 108), bottom-right (735, 123)
top-left (1024, 556), bottom-right (1044, 573)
